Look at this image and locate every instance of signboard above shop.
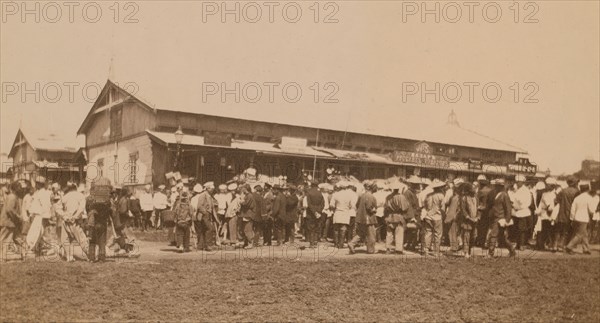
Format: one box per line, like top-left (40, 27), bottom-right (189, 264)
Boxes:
top-left (389, 142), bottom-right (450, 168)
top-left (508, 158), bottom-right (537, 174)
top-left (204, 132), bottom-right (232, 147)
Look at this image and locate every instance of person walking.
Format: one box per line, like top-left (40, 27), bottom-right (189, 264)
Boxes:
top-left (329, 182), bottom-right (353, 249)
top-left (511, 174), bottom-right (533, 250)
top-left (553, 176), bottom-right (579, 252)
top-left (153, 185), bottom-right (168, 230)
top-left (422, 180), bottom-right (446, 256)
top-left (384, 182), bottom-right (413, 255)
top-left (458, 182), bottom-right (478, 258)
top-left (174, 190), bottom-right (193, 253)
top-left (194, 182), bottom-right (217, 251)
top-left (565, 184), bottom-right (598, 255)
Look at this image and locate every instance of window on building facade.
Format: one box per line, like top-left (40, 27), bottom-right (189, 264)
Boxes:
top-left (97, 158), bottom-right (104, 177)
top-left (110, 108), bottom-right (123, 139)
top-left (21, 147), bottom-right (27, 163)
top-left (128, 152), bottom-right (138, 184)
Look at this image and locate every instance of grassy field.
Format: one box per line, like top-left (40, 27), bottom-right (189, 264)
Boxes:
top-left (1, 257), bottom-right (599, 322)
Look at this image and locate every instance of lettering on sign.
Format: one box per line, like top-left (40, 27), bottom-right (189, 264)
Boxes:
top-left (389, 151), bottom-right (450, 168)
top-left (468, 159), bottom-right (483, 170)
top-left (508, 158), bottom-right (537, 174)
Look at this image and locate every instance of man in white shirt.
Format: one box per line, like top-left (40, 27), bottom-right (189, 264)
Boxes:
top-left (153, 185), bottom-right (168, 229)
top-left (566, 184), bottom-right (598, 255)
top-left (26, 176), bottom-right (53, 254)
top-left (511, 174), bottom-right (533, 250)
top-left (139, 184), bottom-right (154, 231)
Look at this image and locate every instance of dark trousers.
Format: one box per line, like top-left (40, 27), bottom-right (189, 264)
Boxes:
top-left (536, 220), bottom-right (555, 250)
top-left (252, 221), bottom-right (262, 245)
top-left (333, 223), bottom-right (348, 248)
top-left (194, 217), bottom-right (214, 250)
top-left (347, 217), bottom-right (356, 242)
top-left (176, 223), bottom-right (191, 250)
top-left (376, 216), bottom-right (386, 242)
top-left (305, 215), bottom-right (319, 246)
top-left (487, 218), bottom-right (515, 256)
top-left (142, 211), bottom-right (153, 231)
top-left (323, 217), bottom-right (333, 240)
top-left (165, 222), bottom-right (176, 244)
top-left (243, 220), bottom-right (254, 246)
top-left (275, 220), bottom-right (294, 244)
top-left (476, 212), bottom-right (489, 247)
top-left (88, 224), bottom-right (107, 261)
top-left (318, 214), bottom-right (327, 241)
top-left (350, 223), bottom-right (376, 253)
top-left (552, 221), bottom-right (570, 250)
top-left (263, 218), bottom-right (273, 245)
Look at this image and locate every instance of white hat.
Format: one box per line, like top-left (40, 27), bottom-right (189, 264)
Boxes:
top-left (158, 184), bottom-right (166, 190)
top-left (193, 184), bottom-right (204, 193)
top-left (405, 175), bottom-right (422, 184)
top-left (203, 181), bottom-right (215, 189)
top-left (477, 174), bottom-right (488, 182)
top-left (515, 174), bottom-right (527, 182)
top-left (227, 183), bottom-right (238, 191)
top-left (218, 184), bottom-right (227, 190)
top-left (171, 187), bottom-right (177, 192)
top-left (453, 178), bottom-right (465, 186)
top-left (545, 177), bottom-right (558, 186)
top-left (389, 182), bottom-right (402, 190)
top-left (535, 181), bottom-right (546, 190)
top-left (429, 179), bottom-right (447, 189)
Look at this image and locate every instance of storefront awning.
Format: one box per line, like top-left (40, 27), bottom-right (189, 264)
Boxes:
top-left (146, 130), bottom-right (331, 158)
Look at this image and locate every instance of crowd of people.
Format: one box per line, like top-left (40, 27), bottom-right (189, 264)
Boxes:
top-left (1, 171), bottom-right (599, 263)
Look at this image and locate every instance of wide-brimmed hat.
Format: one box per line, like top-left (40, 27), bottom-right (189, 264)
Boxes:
top-left (405, 175), bottom-right (422, 184)
top-left (428, 179), bottom-right (447, 189)
top-left (453, 178), bottom-right (465, 186)
top-left (535, 181), bottom-right (546, 190)
top-left (203, 181), bottom-right (215, 189)
top-left (477, 174), bottom-right (488, 182)
top-left (218, 184), bottom-right (227, 190)
top-left (545, 177), bottom-right (558, 186)
top-left (193, 184), bottom-right (204, 193)
top-left (158, 184), bottom-right (166, 190)
top-left (492, 178), bottom-right (506, 185)
top-left (227, 183), bottom-right (238, 191)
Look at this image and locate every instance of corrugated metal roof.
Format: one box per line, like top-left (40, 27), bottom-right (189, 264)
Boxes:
top-left (106, 79), bottom-right (527, 154)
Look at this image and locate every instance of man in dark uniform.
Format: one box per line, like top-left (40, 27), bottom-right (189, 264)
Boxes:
top-left (86, 177), bottom-right (113, 262)
top-left (475, 175), bottom-right (493, 248)
top-left (262, 184), bottom-right (275, 246)
top-left (305, 180), bottom-right (325, 248)
top-left (554, 175), bottom-right (580, 251)
top-left (252, 185), bottom-right (265, 247)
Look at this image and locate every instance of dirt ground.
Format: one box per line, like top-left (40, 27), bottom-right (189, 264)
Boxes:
top-left (1, 254), bottom-right (599, 322)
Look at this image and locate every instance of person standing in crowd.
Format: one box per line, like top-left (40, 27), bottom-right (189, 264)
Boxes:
top-left (284, 185), bottom-right (299, 244)
top-left (214, 184), bottom-right (232, 242)
top-left (194, 182), bottom-right (217, 251)
top-left (487, 179), bottom-right (516, 258)
top-left (320, 184), bottom-right (333, 242)
top-left (225, 183), bottom-right (241, 246)
top-left (174, 189), bottom-right (193, 253)
top-left (535, 177), bottom-right (559, 251)
top-left (346, 183), bottom-right (359, 243)
top-left (511, 174), bottom-right (533, 251)
top-left (139, 185), bottom-right (154, 231)
top-left (128, 192), bottom-right (142, 230)
top-left (153, 185), bottom-right (168, 230)
top-left (271, 184), bottom-right (287, 246)
top-left (373, 182), bottom-right (388, 243)
top-left (60, 182), bottom-right (88, 261)
top-left (349, 181), bottom-right (378, 254)
top-left (26, 176), bottom-right (52, 255)
top-left (444, 178), bottom-right (464, 253)
top-left (422, 180), bottom-right (446, 256)
top-left (475, 175), bottom-right (492, 248)
top-left (305, 180), bottom-right (325, 249)
top-left (403, 176), bottom-right (422, 251)
top-left (458, 182), bottom-right (478, 258)
top-left (565, 184), bottom-right (598, 255)
top-left (20, 182), bottom-right (34, 245)
top-left (252, 184), bottom-right (265, 247)
top-left (589, 181), bottom-right (600, 244)
top-left (239, 184), bottom-right (256, 249)
top-left (262, 183), bottom-right (275, 246)
top-left (330, 182), bottom-right (353, 249)
top-left (86, 177), bottom-right (113, 263)
top-left (554, 176), bottom-right (579, 251)
top-left (384, 181), bottom-right (413, 255)
top-left (0, 181), bottom-right (24, 261)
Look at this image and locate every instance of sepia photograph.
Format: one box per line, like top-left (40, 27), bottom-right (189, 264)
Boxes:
top-left (1, 0), bottom-right (599, 322)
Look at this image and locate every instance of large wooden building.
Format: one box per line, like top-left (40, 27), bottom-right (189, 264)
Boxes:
top-left (77, 79), bottom-right (538, 188)
top-left (7, 128), bottom-right (86, 186)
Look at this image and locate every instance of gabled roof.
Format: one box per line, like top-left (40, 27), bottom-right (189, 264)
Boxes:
top-left (8, 127), bottom-right (81, 159)
top-left (86, 78), bottom-right (526, 154)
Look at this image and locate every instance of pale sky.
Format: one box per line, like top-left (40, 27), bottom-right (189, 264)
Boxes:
top-left (1, 1), bottom-right (599, 174)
